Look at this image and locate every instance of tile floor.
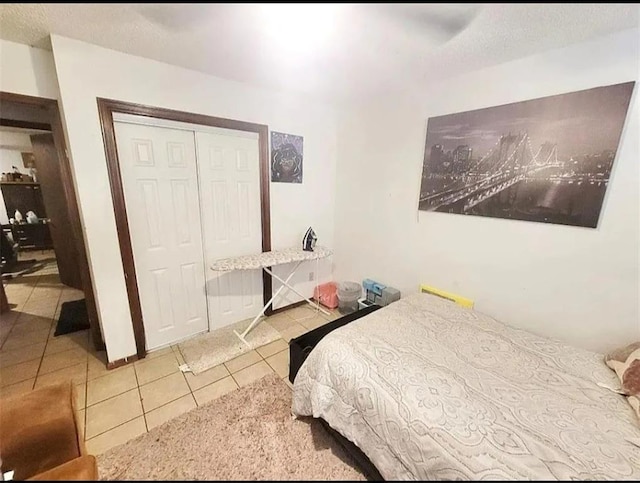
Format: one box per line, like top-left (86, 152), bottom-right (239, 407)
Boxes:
top-left (1, 254), bottom-right (341, 455)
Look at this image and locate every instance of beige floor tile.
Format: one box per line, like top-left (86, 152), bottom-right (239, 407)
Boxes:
top-left (184, 364), bottom-right (229, 392)
top-left (87, 351), bottom-right (112, 380)
top-left (0, 358), bottom-right (40, 386)
top-left (145, 346), bottom-right (174, 360)
top-left (44, 331), bottom-right (90, 356)
top-left (75, 383), bottom-right (87, 409)
top-left (283, 305), bottom-right (320, 321)
top-left (278, 323), bottom-right (307, 342)
top-left (1, 378), bottom-right (35, 397)
top-left (27, 292), bottom-right (60, 304)
top-left (145, 394), bottom-right (196, 430)
top-left (232, 361), bottom-right (274, 388)
top-left (85, 389), bottom-right (143, 439)
top-left (77, 409), bottom-right (85, 440)
top-left (59, 288), bottom-right (84, 302)
top-left (134, 352), bottom-right (179, 386)
top-left (256, 338), bottom-right (288, 359)
top-left (139, 372), bottom-right (190, 412)
top-left (85, 417), bottom-right (147, 455)
top-left (265, 350), bottom-right (289, 378)
top-left (321, 309), bottom-right (342, 321)
top-left (224, 350), bottom-right (262, 374)
top-left (20, 305), bottom-right (56, 319)
top-left (0, 342), bottom-right (46, 368)
top-left (193, 376), bottom-right (238, 406)
top-left (35, 362), bottom-right (87, 388)
top-left (39, 347), bottom-right (88, 375)
top-left (0, 328), bottom-right (10, 345)
top-left (9, 318), bottom-right (53, 336)
top-left (173, 348), bottom-right (186, 365)
top-left (1, 328), bottom-right (50, 351)
top-left (298, 315), bottom-right (329, 331)
top-left (265, 313), bottom-right (298, 331)
top-left (87, 366), bottom-right (138, 406)
top-left (0, 312), bottom-right (19, 329)
top-left (23, 294), bottom-right (59, 308)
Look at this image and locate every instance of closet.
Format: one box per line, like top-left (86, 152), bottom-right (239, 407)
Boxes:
top-left (113, 114), bottom-right (263, 350)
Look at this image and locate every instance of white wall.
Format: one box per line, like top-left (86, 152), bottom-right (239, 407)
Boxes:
top-left (0, 39), bottom-right (58, 225)
top-left (50, 35), bottom-right (338, 361)
top-left (0, 39), bottom-right (60, 99)
top-left (334, 28), bottom-right (639, 353)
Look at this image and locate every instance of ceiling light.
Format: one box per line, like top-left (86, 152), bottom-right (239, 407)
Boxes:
top-left (261, 4), bottom-right (337, 54)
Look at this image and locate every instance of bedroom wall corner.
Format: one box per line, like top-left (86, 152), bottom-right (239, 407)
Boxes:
top-left (333, 28), bottom-right (640, 353)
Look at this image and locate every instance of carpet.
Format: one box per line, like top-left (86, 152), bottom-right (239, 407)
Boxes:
top-left (97, 374), bottom-right (367, 481)
top-left (179, 317), bottom-right (281, 374)
top-left (54, 299), bottom-right (90, 336)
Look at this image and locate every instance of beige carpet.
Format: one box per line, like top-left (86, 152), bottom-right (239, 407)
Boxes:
top-left (178, 317), bottom-right (281, 374)
top-left (97, 374), bottom-right (367, 481)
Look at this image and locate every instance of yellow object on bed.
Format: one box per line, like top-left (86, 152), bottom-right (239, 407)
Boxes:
top-left (420, 284), bottom-right (474, 308)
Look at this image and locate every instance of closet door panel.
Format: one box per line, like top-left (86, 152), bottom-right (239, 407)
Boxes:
top-left (114, 122), bottom-right (209, 349)
top-left (195, 131), bottom-right (263, 330)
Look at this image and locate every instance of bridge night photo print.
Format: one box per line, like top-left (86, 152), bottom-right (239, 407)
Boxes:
top-left (418, 82), bottom-right (635, 228)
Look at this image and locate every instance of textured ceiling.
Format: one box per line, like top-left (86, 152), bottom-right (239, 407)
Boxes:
top-left (0, 3), bottom-right (637, 105)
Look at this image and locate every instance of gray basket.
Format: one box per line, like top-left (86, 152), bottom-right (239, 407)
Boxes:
top-left (337, 281), bottom-right (362, 302)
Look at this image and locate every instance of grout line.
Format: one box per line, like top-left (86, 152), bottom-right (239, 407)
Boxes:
top-left (132, 357), bottom-right (149, 433)
top-left (142, 388), bottom-right (192, 416)
top-left (85, 411), bottom-right (143, 442)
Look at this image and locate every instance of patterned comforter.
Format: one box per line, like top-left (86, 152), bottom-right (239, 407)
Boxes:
top-left (292, 293), bottom-right (640, 480)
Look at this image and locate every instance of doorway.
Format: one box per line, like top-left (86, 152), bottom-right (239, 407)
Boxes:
top-left (98, 99), bottom-right (272, 359)
top-left (0, 92), bottom-right (103, 352)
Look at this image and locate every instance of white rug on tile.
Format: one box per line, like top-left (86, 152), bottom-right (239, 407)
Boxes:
top-left (178, 318), bottom-right (281, 374)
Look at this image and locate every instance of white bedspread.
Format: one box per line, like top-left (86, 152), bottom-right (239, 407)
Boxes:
top-left (292, 293), bottom-right (640, 480)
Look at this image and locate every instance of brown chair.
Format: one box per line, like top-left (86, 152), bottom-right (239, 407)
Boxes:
top-left (0, 382), bottom-right (98, 480)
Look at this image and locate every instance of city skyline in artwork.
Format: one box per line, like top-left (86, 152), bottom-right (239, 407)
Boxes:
top-left (418, 82), bottom-right (635, 228)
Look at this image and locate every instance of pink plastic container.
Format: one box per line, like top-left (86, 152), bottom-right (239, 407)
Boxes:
top-left (313, 281), bottom-right (338, 309)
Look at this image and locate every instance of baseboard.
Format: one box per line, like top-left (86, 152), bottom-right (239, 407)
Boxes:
top-left (267, 299), bottom-right (306, 316)
top-left (106, 353), bottom-right (140, 370)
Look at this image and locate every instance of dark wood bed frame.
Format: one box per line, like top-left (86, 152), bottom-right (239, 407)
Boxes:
top-left (319, 419), bottom-right (384, 481)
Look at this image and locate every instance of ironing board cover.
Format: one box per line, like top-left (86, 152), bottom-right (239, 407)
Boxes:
top-left (211, 246), bottom-right (333, 271)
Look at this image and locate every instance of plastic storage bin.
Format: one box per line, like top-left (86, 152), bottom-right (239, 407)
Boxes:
top-left (313, 281), bottom-right (338, 309)
top-left (337, 281), bottom-right (362, 315)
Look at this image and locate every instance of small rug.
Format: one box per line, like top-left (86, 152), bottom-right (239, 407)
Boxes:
top-left (179, 317), bottom-right (281, 374)
top-left (54, 299), bottom-right (90, 336)
top-left (97, 374), bottom-right (367, 480)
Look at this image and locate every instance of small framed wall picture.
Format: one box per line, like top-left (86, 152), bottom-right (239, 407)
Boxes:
top-left (271, 131), bottom-right (303, 183)
top-left (21, 152), bottom-right (36, 169)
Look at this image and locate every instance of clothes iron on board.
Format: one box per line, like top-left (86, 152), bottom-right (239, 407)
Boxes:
top-left (302, 227), bottom-right (317, 252)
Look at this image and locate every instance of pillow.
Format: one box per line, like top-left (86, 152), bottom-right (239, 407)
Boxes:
top-left (605, 341), bottom-right (640, 364)
top-left (605, 343), bottom-right (640, 421)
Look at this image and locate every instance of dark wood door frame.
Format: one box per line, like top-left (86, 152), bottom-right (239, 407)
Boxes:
top-left (0, 91), bottom-right (105, 351)
top-left (97, 98), bottom-right (273, 360)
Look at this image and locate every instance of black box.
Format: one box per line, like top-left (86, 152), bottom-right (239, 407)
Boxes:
top-left (288, 304), bottom-right (381, 384)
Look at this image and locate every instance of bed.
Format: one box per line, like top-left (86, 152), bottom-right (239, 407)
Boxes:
top-left (292, 292), bottom-right (640, 480)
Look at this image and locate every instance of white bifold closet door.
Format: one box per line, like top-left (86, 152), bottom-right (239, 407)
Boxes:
top-left (195, 130), bottom-right (263, 330)
top-left (114, 122), bottom-right (209, 350)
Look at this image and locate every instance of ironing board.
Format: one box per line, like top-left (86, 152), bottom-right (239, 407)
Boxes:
top-left (211, 246), bottom-right (333, 345)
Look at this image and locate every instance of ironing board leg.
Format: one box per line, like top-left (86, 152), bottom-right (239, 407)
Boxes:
top-left (263, 266), bottom-right (331, 316)
top-left (234, 260), bottom-right (303, 344)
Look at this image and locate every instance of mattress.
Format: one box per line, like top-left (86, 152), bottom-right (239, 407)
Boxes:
top-left (292, 293), bottom-right (640, 480)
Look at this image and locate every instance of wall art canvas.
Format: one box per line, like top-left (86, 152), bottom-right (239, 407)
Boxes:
top-left (271, 131), bottom-right (303, 183)
top-left (418, 82), bottom-right (635, 228)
